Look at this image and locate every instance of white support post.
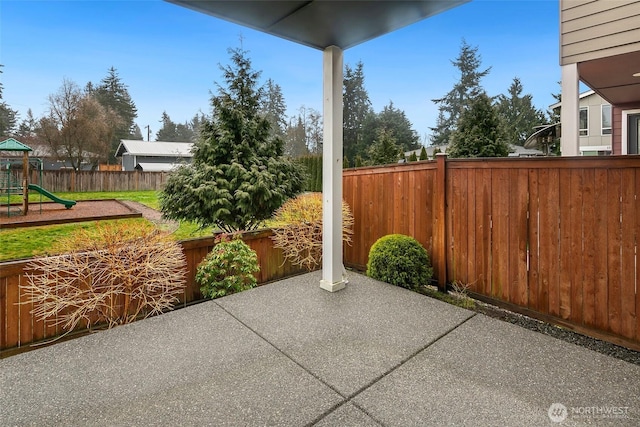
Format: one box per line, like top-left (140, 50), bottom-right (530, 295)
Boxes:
top-left (320, 45), bottom-right (346, 292)
top-left (561, 63), bottom-right (580, 156)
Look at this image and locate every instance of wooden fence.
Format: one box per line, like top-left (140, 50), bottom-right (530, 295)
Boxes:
top-left (29, 170), bottom-right (169, 192)
top-left (344, 155), bottom-right (640, 351)
top-left (0, 230), bottom-right (306, 354)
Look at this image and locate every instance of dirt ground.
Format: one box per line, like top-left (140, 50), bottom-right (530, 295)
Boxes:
top-left (0, 200), bottom-right (141, 229)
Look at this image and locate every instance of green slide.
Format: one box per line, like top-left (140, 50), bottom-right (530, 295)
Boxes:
top-left (28, 184), bottom-right (76, 209)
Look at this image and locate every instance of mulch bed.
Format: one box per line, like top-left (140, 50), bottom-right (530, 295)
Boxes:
top-left (0, 200), bottom-right (142, 229)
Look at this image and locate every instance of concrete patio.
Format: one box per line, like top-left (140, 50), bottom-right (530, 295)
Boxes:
top-left (1, 271), bottom-right (638, 426)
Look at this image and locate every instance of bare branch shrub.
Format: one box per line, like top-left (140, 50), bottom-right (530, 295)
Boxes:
top-left (21, 222), bottom-right (187, 332)
top-left (270, 192), bottom-right (354, 271)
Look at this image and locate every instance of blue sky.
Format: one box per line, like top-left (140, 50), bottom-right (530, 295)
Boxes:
top-left (2, 0), bottom-right (561, 143)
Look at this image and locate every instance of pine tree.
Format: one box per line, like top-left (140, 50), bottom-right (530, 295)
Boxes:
top-left (495, 77), bottom-right (545, 145)
top-left (91, 67), bottom-right (138, 158)
top-left (430, 40), bottom-right (491, 146)
top-left (447, 93), bottom-right (509, 158)
top-left (260, 78), bottom-right (287, 139)
top-left (408, 152), bottom-right (418, 162)
top-left (419, 146), bottom-right (428, 160)
top-left (160, 47), bottom-right (306, 232)
top-left (368, 128), bottom-right (402, 166)
top-left (284, 114), bottom-right (310, 158)
top-left (362, 101), bottom-right (420, 154)
top-left (343, 61), bottom-right (372, 160)
top-left (0, 64), bottom-right (18, 136)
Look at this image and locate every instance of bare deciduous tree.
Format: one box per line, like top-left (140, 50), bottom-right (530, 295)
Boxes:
top-left (38, 78), bottom-right (121, 170)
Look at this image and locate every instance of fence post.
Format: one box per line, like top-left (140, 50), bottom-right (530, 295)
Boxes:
top-left (435, 153), bottom-right (447, 291)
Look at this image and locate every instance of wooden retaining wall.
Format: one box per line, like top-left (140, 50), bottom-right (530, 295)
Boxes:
top-left (0, 230), bottom-right (306, 353)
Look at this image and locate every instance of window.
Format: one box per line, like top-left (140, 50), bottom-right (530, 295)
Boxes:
top-left (601, 104), bottom-right (612, 135)
top-left (579, 107), bottom-right (588, 136)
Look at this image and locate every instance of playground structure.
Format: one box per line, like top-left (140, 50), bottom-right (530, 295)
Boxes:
top-left (0, 138), bottom-right (76, 217)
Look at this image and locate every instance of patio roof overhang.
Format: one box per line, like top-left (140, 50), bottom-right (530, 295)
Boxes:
top-left (166, 0), bottom-right (470, 291)
top-left (167, 0), bottom-right (469, 50)
top-left (578, 50), bottom-right (640, 106)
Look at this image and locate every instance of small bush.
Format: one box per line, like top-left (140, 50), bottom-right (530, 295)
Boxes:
top-left (366, 234), bottom-right (433, 290)
top-left (23, 222), bottom-right (187, 330)
top-left (196, 235), bottom-right (260, 299)
top-left (270, 192), bottom-right (354, 271)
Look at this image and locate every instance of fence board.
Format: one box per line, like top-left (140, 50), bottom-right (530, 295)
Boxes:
top-left (620, 170), bottom-right (636, 339)
top-left (581, 169), bottom-right (596, 328)
top-left (594, 169), bottom-right (609, 332)
top-left (569, 170), bottom-right (585, 325)
top-left (607, 170), bottom-right (622, 336)
top-left (480, 169), bottom-right (492, 296)
top-left (559, 169), bottom-right (573, 320)
top-left (510, 169), bottom-right (529, 307)
top-left (636, 168), bottom-right (640, 342)
top-left (491, 169), bottom-right (510, 300)
top-left (527, 169), bottom-right (540, 312)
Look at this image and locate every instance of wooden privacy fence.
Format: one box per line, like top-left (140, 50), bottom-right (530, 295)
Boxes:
top-left (29, 170), bottom-right (169, 192)
top-left (0, 230), bottom-right (306, 353)
top-left (344, 155), bottom-right (640, 350)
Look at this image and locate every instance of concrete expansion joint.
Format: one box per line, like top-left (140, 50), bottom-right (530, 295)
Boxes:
top-left (308, 312), bottom-right (478, 426)
top-left (213, 300), bottom-right (476, 427)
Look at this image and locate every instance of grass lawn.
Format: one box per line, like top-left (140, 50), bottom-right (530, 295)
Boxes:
top-left (1, 190), bottom-right (217, 261)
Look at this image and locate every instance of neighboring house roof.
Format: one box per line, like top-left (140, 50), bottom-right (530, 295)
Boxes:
top-left (406, 144), bottom-right (543, 158)
top-left (549, 90), bottom-right (596, 110)
top-left (404, 145), bottom-right (448, 158)
top-left (115, 140), bottom-right (194, 157)
top-left (134, 163), bottom-right (179, 172)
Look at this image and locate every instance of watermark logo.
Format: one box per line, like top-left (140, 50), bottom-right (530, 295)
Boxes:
top-left (548, 403), bottom-right (630, 423)
top-left (548, 403), bottom-right (568, 423)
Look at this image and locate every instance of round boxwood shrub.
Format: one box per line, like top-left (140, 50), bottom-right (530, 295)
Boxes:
top-left (366, 234), bottom-right (433, 289)
top-left (196, 236), bottom-right (260, 299)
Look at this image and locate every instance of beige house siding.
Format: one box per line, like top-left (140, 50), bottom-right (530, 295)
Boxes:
top-left (579, 92), bottom-right (613, 153)
top-left (561, 0), bottom-right (640, 65)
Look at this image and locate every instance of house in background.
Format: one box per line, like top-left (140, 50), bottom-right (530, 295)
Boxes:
top-left (115, 140), bottom-right (193, 171)
top-left (560, 0), bottom-right (640, 156)
top-left (551, 90), bottom-right (613, 155)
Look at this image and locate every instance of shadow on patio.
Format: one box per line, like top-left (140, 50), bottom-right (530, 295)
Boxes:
top-left (1, 271), bottom-right (639, 426)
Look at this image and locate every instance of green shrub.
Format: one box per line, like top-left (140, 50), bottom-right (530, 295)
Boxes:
top-left (196, 236), bottom-right (260, 299)
top-left (366, 234), bottom-right (433, 290)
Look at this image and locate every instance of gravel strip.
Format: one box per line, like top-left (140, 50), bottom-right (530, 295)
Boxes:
top-left (473, 300), bottom-right (640, 366)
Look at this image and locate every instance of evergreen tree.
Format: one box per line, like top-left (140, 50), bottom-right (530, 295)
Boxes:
top-left (260, 78), bottom-right (287, 139)
top-left (0, 64), bottom-right (18, 136)
top-left (430, 40), bottom-right (491, 146)
top-left (343, 156), bottom-right (350, 168)
top-left (284, 114), bottom-right (309, 157)
top-left (419, 146), bottom-right (428, 160)
top-left (343, 61), bottom-right (372, 160)
top-left (304, 107), bottom-right (323, 154)
top-left (447, 93), bottom-right (509, 158)
top-left (156, 111), bottom-right (197, 142)
top-left (160, 47), bottom-right (305, 232)
top-left (361, 101), bottom-right (420, 155)
top-left (368, 128), bottom-right (402, 166)
top-left (495, 77), bottom-right (545, 145)
top-left (408, 152), bottom-right (418, 162)
top-left (130, 123), bottom-right (144, 140)
top-left (91, 67), bottom-right (138, 157)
